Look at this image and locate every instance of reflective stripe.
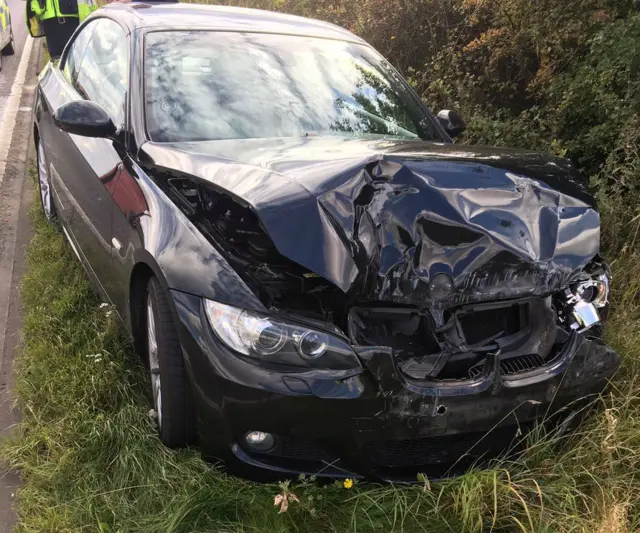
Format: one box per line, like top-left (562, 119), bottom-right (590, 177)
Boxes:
top-left (27, 16), bottom-right (42, 37)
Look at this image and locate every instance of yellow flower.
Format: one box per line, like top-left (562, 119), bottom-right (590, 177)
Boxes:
top-left (343, 478), bottom-right (354, 489)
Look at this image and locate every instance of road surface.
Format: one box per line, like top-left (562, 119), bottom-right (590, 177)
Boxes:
top-left (0, 0), bottom-right (28, 113)
top-left (0, 1), bottom-right (40, 529)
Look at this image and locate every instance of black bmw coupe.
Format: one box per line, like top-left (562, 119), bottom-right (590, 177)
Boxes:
top-left (33, 1), bottom-right (619, 481)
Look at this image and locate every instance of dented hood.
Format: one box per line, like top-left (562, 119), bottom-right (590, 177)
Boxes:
top-left (139, 136), bottom-right (600, 307)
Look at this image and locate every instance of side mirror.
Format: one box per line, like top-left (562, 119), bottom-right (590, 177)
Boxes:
top-left (53, 100), bottom-right (117, 139)
top-left (437, 109), bottom-right (466, 138)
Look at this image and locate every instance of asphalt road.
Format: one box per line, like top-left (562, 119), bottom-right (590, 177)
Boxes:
top-left (0, 0), bottom-right (28, 111)
top-left (0, 2), bottom-right (39, 529)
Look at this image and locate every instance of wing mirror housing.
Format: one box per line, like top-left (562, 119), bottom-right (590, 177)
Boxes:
top-left (53, 100), bottom-right (117, 139)
top-left (437, 109), bottom-right (466, 138)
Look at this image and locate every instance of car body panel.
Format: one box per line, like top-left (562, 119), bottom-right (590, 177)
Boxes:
top-left (96, 2), bottom-right (368, 44)
top-left (37, 62), bottom-right (123, 301)
top-left (33, 2), bottom-right (620, 481)
top-left (140, 137), bottom-right (598, 308)
top-left (0, 0), bottom-right (13, 51)
top-left (108, 158), bottom-right (266, 329)
top-left (171, 288), bottom-right (618, 480)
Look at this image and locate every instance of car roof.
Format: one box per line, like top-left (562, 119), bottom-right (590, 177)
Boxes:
top-left (101, 2), bottom-right (366, 44)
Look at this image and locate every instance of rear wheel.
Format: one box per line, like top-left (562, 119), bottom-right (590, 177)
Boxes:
top-left (145, 276), bottom-right (195, 447)
top-left (36, 138), bottom-right (57, 224)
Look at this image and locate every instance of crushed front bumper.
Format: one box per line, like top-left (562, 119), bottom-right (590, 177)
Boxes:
top-left (171, 290), bottom-right (620, 482)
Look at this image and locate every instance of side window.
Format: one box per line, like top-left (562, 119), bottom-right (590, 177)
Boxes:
top-left (75, 19), bottom-right (129, 127)
top-left (62, 21), bottom-right (97, 84)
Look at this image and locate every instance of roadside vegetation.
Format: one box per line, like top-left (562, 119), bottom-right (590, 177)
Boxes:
top-left (2, 1), bottom-right (639, 531)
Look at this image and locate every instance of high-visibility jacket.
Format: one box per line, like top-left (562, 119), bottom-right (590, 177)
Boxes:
top-left (26, 0), bottom-right (97, 38)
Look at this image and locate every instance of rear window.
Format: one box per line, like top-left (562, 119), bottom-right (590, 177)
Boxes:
top-left (144, 30), bottom-right (442, 143)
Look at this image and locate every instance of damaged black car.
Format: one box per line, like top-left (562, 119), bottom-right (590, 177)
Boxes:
top-left (33, 1), bottom-right (619, 481)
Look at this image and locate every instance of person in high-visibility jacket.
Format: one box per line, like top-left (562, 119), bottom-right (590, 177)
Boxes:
top-left (26, 0), bottom-right (97, 59)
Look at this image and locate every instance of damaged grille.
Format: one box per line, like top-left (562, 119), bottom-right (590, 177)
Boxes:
top-left (349, 300), bottom-right (544, 380)
top-left (468, 353), bottom-right (546, 379)
top-left (458, 303), bottom-right (527, 346)
top-left (348, 306), bottom-right (440, 361)
top-left (276, 436), bottom-right (322, 461)
top-left (364, 426), bottom-right (525, 468)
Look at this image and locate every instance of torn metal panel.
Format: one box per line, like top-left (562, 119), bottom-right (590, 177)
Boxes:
top-left (140, 136), bottom-right (599, 308)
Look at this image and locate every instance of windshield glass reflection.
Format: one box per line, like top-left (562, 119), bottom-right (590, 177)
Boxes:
top-left (144, 31), bottom-right (441, 142)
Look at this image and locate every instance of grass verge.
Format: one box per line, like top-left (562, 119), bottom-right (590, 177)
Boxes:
top-left (1, 173), bottom-right (639, 532)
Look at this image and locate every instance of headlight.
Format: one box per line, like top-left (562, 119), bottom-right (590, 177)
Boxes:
top-left (203, 300), bottom-right (361, 370)
top-left (572, 273), bottom-right (609, 308)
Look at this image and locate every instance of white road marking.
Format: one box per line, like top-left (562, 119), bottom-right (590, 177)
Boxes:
top-left (19, 106), bottom-right (33, 112)
top-left (0, 35), bottom-right (35, 183)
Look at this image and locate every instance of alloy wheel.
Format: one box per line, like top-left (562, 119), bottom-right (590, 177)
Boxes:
top-left (147, 296), bottom-right (163, 428)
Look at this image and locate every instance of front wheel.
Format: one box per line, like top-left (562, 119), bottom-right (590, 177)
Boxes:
top-left (145, 276), bottom-right (196, 448)
top-left (3, 29), bottom-right (15, 55)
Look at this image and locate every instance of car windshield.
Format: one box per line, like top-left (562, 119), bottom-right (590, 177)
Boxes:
top-left (144, 31), bottom-right (442, 143)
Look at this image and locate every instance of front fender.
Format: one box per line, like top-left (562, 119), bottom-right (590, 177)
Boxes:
top-left (115, 158), bottom-right (266, 315)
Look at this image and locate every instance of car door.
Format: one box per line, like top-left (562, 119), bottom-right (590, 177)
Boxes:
top-left (39, 20), bottom-right (97, 229)
top-left (48, 17), bottom-right (130, 300)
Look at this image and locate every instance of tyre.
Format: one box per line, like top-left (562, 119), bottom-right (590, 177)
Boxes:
top-left (36, 137), bottom-right (57, 223)
top-left (145, 276), bottom-right (196, 447)
top-left (3, 29), bottom-right (15, 55)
